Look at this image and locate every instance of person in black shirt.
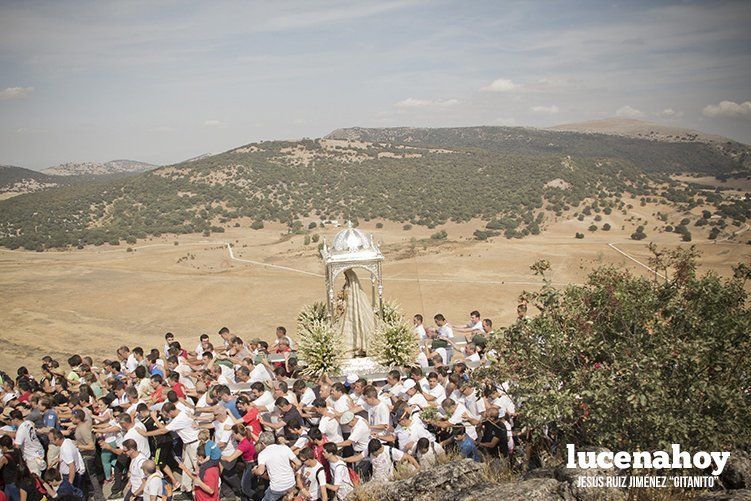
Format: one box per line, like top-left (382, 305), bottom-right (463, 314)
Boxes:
top-left (478, 407), bottom-right (509, 459)
top-left (135, 403), bottom-right (179, 489)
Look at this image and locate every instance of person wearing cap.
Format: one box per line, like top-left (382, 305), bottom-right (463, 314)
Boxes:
top-left (335, 411), bottom-right (370, 457)
top-left (392, 407), bottom-right (435, 453)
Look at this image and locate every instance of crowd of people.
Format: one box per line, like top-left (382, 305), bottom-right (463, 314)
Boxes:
top-left (0, 310), bottom-right (519, 501)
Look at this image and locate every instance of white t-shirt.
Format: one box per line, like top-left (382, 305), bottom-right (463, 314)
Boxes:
top-left (493, 394), bottom-right (516, 417)
top-left (121, 422), bottom-right (151, 457)
top-left (465, 352), bottom-right (481, 363)
top-left (437, 324), bottom-right (453, 338)
top-left (214, 416), bottom-right (236, 458)
top-left (128, 453), bottom-right (147, 492)
top-left (416, 352), bottom-right (429, 368)
top-left (395, 417), bottom-right (435, 452)
top-left (257, 444), bottom-right (297, 492)
top-left (59, 439), bottom-right (85, 475)
top-left (367, 445), bottom-right (404, 482)
top-left (302, 462), bottom-right (327, 501)
top-left (347, 417), bottom-right (371, 453)
top-left (407, 393), bottom-right (429, 410)
top-left (126, 354), bottom-right (139, 373)
top-left (318, 415), bottom-right (343, 443)
top-left (253, 391), bottom-right (275, 413)
top-left (329, 460), bottom-right (354, 500)
top-left (249, 364), bottom-right (272, 384)
top-left (467, 320), bottom-right (483, 331)
top-left (165, 411), bottom-right (199, 443)
top-left (14, 420), bottom-right (45, 463)
top-left (435, 347), bottom-right (448, 365)
top-left (299, 387), bottom-right (316, 407)
top-left (414, 324), bottom-right (427, 340)
top-left (448, 403), bottom-right (478, 440)
top-left (143, 471), bottom-right (164, 498)
top-left (426, 384), bottom-right (446, 406)
top-left (366, 400), bottom-right (390, 428)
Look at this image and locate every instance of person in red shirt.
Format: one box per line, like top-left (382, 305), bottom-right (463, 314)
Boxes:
top-left (178, 449), bottom-right (220, 501)
top-left (236, 395), bottom-right (262, 440)
top-left (168, 372), bottom-right (187, 399)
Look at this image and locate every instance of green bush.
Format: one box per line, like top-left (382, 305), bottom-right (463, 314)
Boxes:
top-left (471, 251), bottom-right (751, 455)
top-left (430, 230), bottom-right (447, 240)
top-left (575, 232), bottom-right (584, 239)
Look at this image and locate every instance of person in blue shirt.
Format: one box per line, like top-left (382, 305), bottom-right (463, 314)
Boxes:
top-left (452, 427), bottom-right (482, 462)
top-left (40, 396), bottom-right (60, 431)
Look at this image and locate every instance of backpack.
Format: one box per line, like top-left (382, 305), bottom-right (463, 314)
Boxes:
top-left (159, 476), bottom-right (174, 501)
top-left (336, 463), bottom-right (361, 488)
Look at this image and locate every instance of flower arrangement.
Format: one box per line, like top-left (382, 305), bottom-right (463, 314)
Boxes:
top-left (296, 301), bottom-right (327, 332)
top-left (369, 322), bottom-right (419, 368)
top-left (297, 318), bottom-right (345, 377)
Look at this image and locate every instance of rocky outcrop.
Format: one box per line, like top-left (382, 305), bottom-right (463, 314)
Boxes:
top-left (720, 451), bottom-right (751, 490)
top-left (554, 448), bottom-right (627, 501)
top-left (695, 490), bottom-right (751, 500)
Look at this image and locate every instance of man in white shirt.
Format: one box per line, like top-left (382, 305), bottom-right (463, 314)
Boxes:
top-left (362, 387), bottom-right (390, 431)
top-left (124, 438), bottom-right (148, 500)
top-left (10, 410), bottom-right (46, 476)
top-left (253, 432), bottom-right (300, 500)
top-left (337, 412), bottom-right (370, 454)
top-left (141, 460), bottom-right (165, 501)
top-left (250, 382), bottom-right (276, 413)
top-left (139, 402), bottom-right (199, 492)
top-left (360, 439), bottom-right (420, 482)
top-left (413, 314), bottom-right (427, 340)
top-left (312, 398), bottom-right (344, 443)
top-left (394, 410), bottom-right (435, 453)
top-left (424, 372), bottom-right (447, 406)
top-left (48, 429), bottom-right (85, 487)
top-left (273, 326), bottom-right (295, 351)
top-left (454, 310), bottom-right (483, 334)
top-left (328, 383), bottom-right (353, 433)
top-left (441, 398), bottom-right (478, 440)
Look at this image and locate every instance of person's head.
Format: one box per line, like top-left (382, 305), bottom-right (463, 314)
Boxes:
top-left (298, 446), bottom-right (317, 466)
top-left (470, 310), bottom-right (481, 323)
top-left (273, 381), bottom-right (289, 399)
top-left (133, 347), bottom-right (144, 360)
top-left (338, 411), bottom-right (355, 427)
top-left (230, 336), bottom-right (244, 350)
top-left (386, 370), bottom-right (401, 386)
top-left (452, 426), bottom-right (466, 441)
top-left (275, 397), bottom-right (291, 413)
top-left (0, 435), bottom-right (13, 452)
top-left (150, 374), bottom-right (163, 389)
top-left (465, 343), bottom-right (477, 356)
top-left (136, 402), bottom-right (149, 419)
top-left (322, 442), bottom-right (339, 461)
top-left (318, 383), bottom-right (331, 399)
top-left (200, 333), bottom-right (210, 348)
top-left (142, 459), bottom-right (157, 476)
top-left (367, 438), bottom-right (384, 456)
top-left (363, 386), bottom-right (380, 406)
top-left (275, 326), bottom-right (287, 339)
top-left (231, 423), bottom-right (248, 442)
top-left (482, 318), bottom-right (493, 333)
top-left (250, 382), bottom-right (265, 399)
top-left (396, 407), bottom-right (412, 427)
top-left (441, 398), bottom-right (456, 414)
top-left (166, 356), bottom-right (179, 370)
top-left (123, 438), bottom-right (139, 458)
top-left (67, 354), bottom-right (82, 368)
top-left (236, 394), bottom-right (250, 412)
top-left (118, 413), bottom-right (134, 430)
top-left (70, 409), bottom-right (86, 425)
top-left (48, 429), bottom-right (64, 447)
top-left (8, 409), bottom-right (23, 427)
top-left (161, 402), bottom-right (178, 418)
top-left (409, 367), bottom-right (423, 380)
top-left (43, 468), bottom-right (62, 488)
top-left (134, 365), bottom-right (147, 380)
top-left (218, 327), bottom-right (230, 340)
top-left (307, 426), bottom-right (323, 445)
top-left (353, 379), bottom-right (367, 395)
top-left (427, 372), bottom-right (439, 389)
top-left (235, 366), bottom-right (251, 383)
top-left (311, 397), bottom-right (328, 416)
top-left (331, 382), bottom-right (346, 399)
top-left (165, 332), bottom-right (175, 345)
top-left (416, 437), bottom-right (430, 454)
top-left (198, 429), bottom-right (211, 444)
top-left (258, 431), bottom-right (275, 448)
top-left (434, 314), bottom-right (446, 326)
top-left (413, 314), bottom-right (423, 326)
top-left (486, 406), bottom-right (500, 422)
top-left (461, 384), bottom-right (475, 397)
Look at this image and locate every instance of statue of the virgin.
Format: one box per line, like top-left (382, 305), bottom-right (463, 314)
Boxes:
top-left (336, 269), bottom-right (377, 356)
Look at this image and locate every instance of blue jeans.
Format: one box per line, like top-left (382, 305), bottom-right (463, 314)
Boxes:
top-left (4, 484), bottom-right (21, 501)
top-left (262, 486), bottom-right (291, 501)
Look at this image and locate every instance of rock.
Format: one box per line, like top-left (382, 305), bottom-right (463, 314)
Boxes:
top-left (554, 447), bottom-right (627, 501)
top-left (524, 468), bottom-right (558, 480)
top-left (376, 459), bottom-right (487, 501)
top-left (720, 451), bottom-right (751, 490)
top-left (455, 478), bottom-right (576, 500)
top-left (695, 489), bottom-right (751, 500)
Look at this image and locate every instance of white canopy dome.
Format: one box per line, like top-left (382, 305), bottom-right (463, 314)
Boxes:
top-left (332, 223), bottom-right (372, 253)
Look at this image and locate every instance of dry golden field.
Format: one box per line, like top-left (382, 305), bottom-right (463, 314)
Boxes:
top-left (1, 196), bottom-right (749, 372)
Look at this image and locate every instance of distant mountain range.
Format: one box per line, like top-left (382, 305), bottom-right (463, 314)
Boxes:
top-left (0, 165), bottom-right (62, 197)
top-left (41, 159), bottom-right (158, 176)
top-left (1, 119), bottom-right (749, 250)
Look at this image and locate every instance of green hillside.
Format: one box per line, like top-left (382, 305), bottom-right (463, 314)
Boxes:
top-left (0, 127), bottom-right (749, 251)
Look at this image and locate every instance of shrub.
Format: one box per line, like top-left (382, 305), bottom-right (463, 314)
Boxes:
top-left (308, 222), bottom-right (317, 229)
top-left (601, 223), bottom-right (611, 231)
top-left (471, 251), bottom-right (751, 454)
top-left (631, 226), bottom-right (647, 240)
top-left (402, 224), bottom-right (412, 231)
top-left (575, 232), bottom-right (584, 239)
top-left (304, 235), bottom-right (311, 245)
top-left (376, 222), bottom-right (384, 229)
top-left (682, 232), bottom-right (692, 242)
top-left (588, 224), bottom-right (597, 232)
top-left (430, 230), bottom-right (448, 240)
top-left (251, 220), bottom-right (264, 230)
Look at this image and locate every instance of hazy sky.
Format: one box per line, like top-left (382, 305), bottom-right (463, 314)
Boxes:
top-left (1, 0), bottom-right (750, 169)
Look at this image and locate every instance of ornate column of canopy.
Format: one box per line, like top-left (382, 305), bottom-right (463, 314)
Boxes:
top-left (320, 221), bottom-right (384, 321)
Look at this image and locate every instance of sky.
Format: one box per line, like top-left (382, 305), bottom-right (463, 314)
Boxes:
top-left (0, 0), bottom-right (750, 169)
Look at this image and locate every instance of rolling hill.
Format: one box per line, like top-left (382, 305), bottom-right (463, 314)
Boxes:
top-left (0, 126), bottom-right (749, 250)
top-left (41, 159), bottom-right (158, 176)
top-left (0, 165), bottom-right (62, 197)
